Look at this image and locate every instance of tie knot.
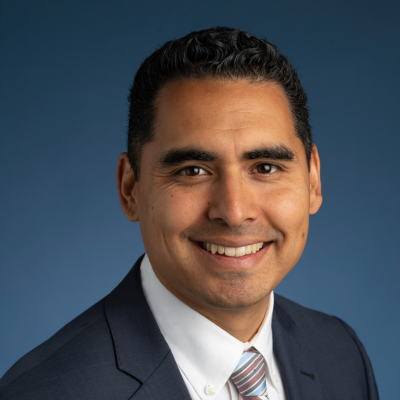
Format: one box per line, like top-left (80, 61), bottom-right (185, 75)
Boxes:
top-left (230, 350), bottom-right (268, 399)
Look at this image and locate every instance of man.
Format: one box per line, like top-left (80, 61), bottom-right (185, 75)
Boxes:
top-left (0, 27), bottom-right (378, 400)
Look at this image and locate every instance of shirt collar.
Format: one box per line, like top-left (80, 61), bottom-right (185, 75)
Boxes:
top-left (140, 254), bottom-right (274, 400)
top-left (245, 291), bottom-right (275, 372)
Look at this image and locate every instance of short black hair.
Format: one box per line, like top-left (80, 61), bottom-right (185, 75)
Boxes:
top-left (127, 27), bottom-right (312, 180)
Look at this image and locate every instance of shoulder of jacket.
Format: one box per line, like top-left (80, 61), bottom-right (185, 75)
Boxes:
top-left (273, 293), bottom-right (360, 339)
top-left (0, 297), bottom-right (108, 394)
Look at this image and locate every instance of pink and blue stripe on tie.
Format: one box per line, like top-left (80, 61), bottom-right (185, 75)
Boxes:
top-left (230, 350), bottom-right (269, 399)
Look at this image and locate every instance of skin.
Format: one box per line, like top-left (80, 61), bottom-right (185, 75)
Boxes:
top-left (117, 79), bottom-right (322, 342)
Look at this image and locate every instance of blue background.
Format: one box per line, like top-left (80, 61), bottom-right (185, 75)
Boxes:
top-left (1, 0), bottom-right (399, 397)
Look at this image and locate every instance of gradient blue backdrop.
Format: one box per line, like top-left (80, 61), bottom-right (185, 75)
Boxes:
top-left (1, 0), bottom-right (399, 397)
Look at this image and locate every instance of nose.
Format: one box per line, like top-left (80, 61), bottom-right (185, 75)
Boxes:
top-left (207, 172), bottom-right (258, 227)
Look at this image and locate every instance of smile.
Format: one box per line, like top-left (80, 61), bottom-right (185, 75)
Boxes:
top-left (203, 242), bottom-right (264, 257)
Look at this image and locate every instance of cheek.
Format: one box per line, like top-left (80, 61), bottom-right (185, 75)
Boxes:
top-left (266, 187), bottom-right (310, 235)
top-left (140, 187), bottom-right (208, 242)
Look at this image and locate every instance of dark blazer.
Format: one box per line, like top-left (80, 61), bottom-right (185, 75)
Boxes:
top-left (0, 255), bottom-right (379, 400)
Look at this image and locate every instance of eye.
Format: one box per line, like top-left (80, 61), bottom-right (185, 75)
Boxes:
top-left (255, 163), bottom-right (278, 174)
top-left (179, 166), bottom-right (208, 176)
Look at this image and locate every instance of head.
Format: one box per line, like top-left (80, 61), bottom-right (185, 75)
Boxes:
top-left (117, 27), bottom-right (322, 317)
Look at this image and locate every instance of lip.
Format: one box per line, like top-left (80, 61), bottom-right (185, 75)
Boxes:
top-left (193, 239), bottom-right (267, 248)
top-left (192, 240), bottom-right (272, 270)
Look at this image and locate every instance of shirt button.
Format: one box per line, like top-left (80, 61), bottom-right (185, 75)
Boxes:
top-left (273, 374), bottom-right (279, 383)
top-left (205, 385), bottom-right (216, 395)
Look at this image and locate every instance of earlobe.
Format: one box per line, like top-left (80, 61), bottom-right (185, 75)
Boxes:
top-left (116, 152), bottom-right (139, 222)
top-left (309, 144), bottom-right (323, 215)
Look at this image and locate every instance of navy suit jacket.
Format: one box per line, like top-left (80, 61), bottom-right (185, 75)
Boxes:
top-left (0, 255), bottom-right (379, 399)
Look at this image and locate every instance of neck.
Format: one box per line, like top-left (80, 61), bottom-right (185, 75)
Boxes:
top-left (151, 262), bottom-right (271, 342)
top-left (157, 277), bottom-right (270, 342)
top-left (194, 296), bottom-right (271, 342)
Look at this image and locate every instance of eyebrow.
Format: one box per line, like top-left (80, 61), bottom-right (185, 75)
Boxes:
top-left (157, 144), bottom-right (295, 168)
top-left (242, 145), bottom-right (295, 162)
top-left (158, 147), bottom-right (220, 167)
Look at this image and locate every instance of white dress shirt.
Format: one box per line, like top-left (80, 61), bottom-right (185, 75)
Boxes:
top-left (140, 254), bottom-right (287, 400)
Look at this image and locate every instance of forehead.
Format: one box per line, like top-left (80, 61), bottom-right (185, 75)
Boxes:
top-left (152, 78), bottom-right (301, 155)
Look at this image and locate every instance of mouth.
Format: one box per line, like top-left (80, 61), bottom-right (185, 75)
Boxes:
top-left (200, 241), bottom-right (265, 257)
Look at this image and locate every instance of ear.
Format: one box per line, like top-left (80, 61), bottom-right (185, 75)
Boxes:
top-left (309, 144), bottom-right (322, 215)
top-left (116, 152), bottom-right (139, 222)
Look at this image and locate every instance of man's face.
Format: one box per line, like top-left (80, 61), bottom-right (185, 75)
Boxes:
top-left (118, 79), bottom-right (322, 314)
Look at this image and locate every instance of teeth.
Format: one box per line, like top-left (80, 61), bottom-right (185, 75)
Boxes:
top-left (203, 242), bottom-right (264, 257)
top-left (225, 247), bottom-right (236, 257)
top-left (235, 247), bottom-right (246, 257)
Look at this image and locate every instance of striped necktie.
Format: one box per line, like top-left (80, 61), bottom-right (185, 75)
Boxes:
top-left (230, 350), bottom-right (269, 399)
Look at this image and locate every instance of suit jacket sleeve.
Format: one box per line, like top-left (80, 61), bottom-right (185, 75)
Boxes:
top-left (333, 317), bottom-right (379, 400)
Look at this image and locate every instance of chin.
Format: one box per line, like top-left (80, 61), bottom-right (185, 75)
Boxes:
top-left (204, 296), bottom-right (268, 311)
top-left (199, 284), bottom-right (271, 311)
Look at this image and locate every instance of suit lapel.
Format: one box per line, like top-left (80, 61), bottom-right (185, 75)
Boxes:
top-left (105, 255), bottom-right (191, 400)
top-left (128, 351), bottom-right (192, 400)
top-left (272, 296), bottom-right (327, 400)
